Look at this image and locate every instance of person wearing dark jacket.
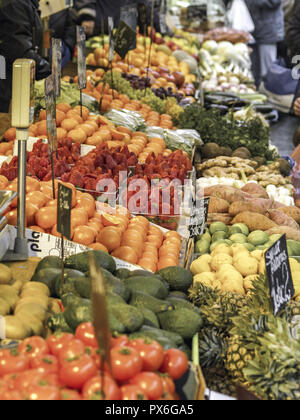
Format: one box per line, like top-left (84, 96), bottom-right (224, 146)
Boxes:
top-left (286, 1), bottom-right (300, 61)
top-left (75, 0), bottom-right (153, 36)
top-left (245, 0), bottom-right (284, 87)
top-left (50, 8), bottom-right (77, 68)
top-left (0, 0), bottom-right (51, 113)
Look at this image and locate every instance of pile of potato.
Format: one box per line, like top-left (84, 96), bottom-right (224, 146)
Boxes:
top-left (191, 243), bottom-right (300, 298)
top-left (201, 184), bottom-right (300, 241)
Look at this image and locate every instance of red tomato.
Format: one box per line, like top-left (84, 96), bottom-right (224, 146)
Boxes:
top-left (111, 346), bottom-right (143, 382)
top-left (111, 335), bottom-right (130, 348)
top-left (159, 391), bottom-right (176, 400)
top-left (57, 338), bottom-right (86, 364)
top-left (59, 354), bottom-right (97, 390)
top-left (44, 373), bottom-right (64, 388)
top-left (160, 349), bottom-right (189, 380)
top-left (19, 337), bottom-right (49, 360)
top-left (86, 347), bottom-right (111, 374)
top-left (30, 354), bottom-right (58, 374)
top-left (15, 369), bottom-right (45, 391)
top-left (130, 338), bottom-right (164, 372)
top-left (1, 373), bottom-right (20, 390)
top-left (75, 323), bottom-right (98, 348)
top-left (30, 355), bottom-right (59, 375)
top-left (23, 384), bottom-right (61, 401)
top-left (61, 389), bottom-right (82, 401)
top-left (0, 349), bottom-right (29, 377)
top-left (160, 374), bottom-right (176, 395)
top-left (0, 389), bottom-right (23, 401)
top-left (121, 385), bottom-right (149, 401)
top-left (47, 333), bottom-right (74, 357)
top-left (130, 372), bottom-right (164, 400)
top-left (82, 375), bottom-right (121, 401)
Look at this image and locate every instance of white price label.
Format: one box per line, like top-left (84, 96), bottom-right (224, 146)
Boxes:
top-left (0, 316), bottom-right (5, 340)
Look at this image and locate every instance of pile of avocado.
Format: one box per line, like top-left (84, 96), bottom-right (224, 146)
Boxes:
top-left (32, 251), bottom-right (202, 359)
top-left (195, 222), bottom-right (300, 257)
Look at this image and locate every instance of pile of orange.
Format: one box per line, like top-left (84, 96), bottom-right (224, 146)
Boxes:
top-left (1, 128), bottom-right (17, 156)
top-left (82, 83), bottom-right (175, 130)
top-left (4, 178), bottom-right (181, 272)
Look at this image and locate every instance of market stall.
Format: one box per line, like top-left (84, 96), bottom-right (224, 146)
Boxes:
top-left (0, 0), bottom-right (300, 402)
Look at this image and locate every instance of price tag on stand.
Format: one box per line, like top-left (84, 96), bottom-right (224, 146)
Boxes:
top-left (76, 26), bottom-right (86, 90)
top-left (45, 74), bottom-right (57, 151)
top-left (120, 4), bottom-right (137, 50)
top-left (114, 21), bottom-right (137, 59)
top-left (265, 235), bottom-right (294, 316)
top-left (145, 0), bottom-right (155, 96)
top-left (51, 38), bottom-right (62, 98)
top-left (57, 183), bottom-right (72, 288)
top-left (57, 183), bottom-right (72, 241)
top-left (90, 254), bottom-right (112, 376)
top-left (188, 197), bottom-right (210, 238)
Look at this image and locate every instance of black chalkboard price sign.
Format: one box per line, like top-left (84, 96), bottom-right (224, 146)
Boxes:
top-left (265, 235), bottom-right (294, 316)
top-left (114, 21), bottom-right (137, 59)
top-left (189, 197), bottom-right (210, 238)
top-left (76, 26), bottom-right (87, 91)
top-left (57, 183), bottom-right (72, 240)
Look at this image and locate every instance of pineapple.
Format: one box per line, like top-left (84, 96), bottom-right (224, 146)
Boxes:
top-left (244, 317), bottom-right (300, 400)
top-left (224, 334), bottom-right (253, 386)
top-left (198, 328), bottom-right (227, 369)
top-left (189, 282), bottom-right (219, 308)
top-left (203, 368), bottom-right (237, 398)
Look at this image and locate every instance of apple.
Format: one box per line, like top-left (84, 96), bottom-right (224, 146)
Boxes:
top-left (151, 71), bottom-right (160, 79)
top-left (155, 38), bottom-right (165, 45)
top-left (165, 74), bottom-right (176, 83)
top-left (172, 71), bottom-right (185, 88)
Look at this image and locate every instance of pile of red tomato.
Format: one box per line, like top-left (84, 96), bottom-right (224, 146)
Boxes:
top-left (0, 323), bottom-right (189, 401)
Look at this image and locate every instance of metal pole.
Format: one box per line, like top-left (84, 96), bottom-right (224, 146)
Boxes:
top-left (17, 138), bottom-right (27, 240)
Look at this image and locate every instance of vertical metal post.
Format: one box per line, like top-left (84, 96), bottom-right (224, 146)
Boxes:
top-left (17, 138), bottom-right (27, 240)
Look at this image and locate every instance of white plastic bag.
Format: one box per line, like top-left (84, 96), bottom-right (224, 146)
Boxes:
top-left (227, 0), bottom-right (255, 33)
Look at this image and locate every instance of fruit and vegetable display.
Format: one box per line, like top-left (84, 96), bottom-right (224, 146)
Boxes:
top-left (2, 8), bottom-right (300, 402)
top-left (0, 326), bottom-right (189, 400)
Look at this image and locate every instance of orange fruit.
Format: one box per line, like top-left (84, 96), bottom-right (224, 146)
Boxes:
top-left (29, 226), bottom-right (46, 233)
top-left (71, 208), bottom-right (89, 228)
top-left (101, 214), bottom-right (121, 227)
top-left (75, 198), bottom-right (96, 219)
top-left (138, 258), bottom-right (157, 272)
top-left (157, 257), bottom-right (178, 271)
top-left (142, 251), bottom-right (158, 263)
top-left (159, 245), bottom-right (180, 258)
top-left (35, 207), bottom-right (57, 230)
top-left (147, 235), bottom-right (163, 249)
top-left (73, 226), bottom-right (95, 246)
top-left (112, 246), bottom-right (138, 265)
top-left (98, 226), bottom-right (121, 252)
top-left (26, 191), bottom-right (49, 209)
top-left (164, 231), bottom-right (181, 241)
top-left (89, 243), bottom-right (109, 253)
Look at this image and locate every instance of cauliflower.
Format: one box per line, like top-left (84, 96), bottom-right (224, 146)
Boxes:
top-left (211, 244), bottom-right (232, 257)
top-left (211, 253), bottom-right (233, 271)
top-left (243, 275), bottom-right (259, 293)
top-left (251, 250), bottom-right (263, 262)
top-left (190, 254), bottom-right (212, 275)
top-left (234, 257), bottom-right (258, 277)
top-left (222, 279), bottom-right (245, 295)
top-left (194, 272), bottom-right (216, 288)
top-left (217, 268), bottom-right (243, 285)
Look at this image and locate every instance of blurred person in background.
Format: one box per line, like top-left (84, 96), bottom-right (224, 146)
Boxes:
top-left (0, 0), bottom-right (51, 113)
top-left (50, 7), bottom-right (77, 68)
top-left (75, 0), bottom-right (154, 36)
top-left (245, 0), bottom-right (284, 87)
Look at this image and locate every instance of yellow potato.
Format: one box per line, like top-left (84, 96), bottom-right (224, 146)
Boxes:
top-left (234, 257), bottom-right (259, 277)
top-left (222, 279), bottom-right (245, 295)
top-left (243, 275), bottom-right (259, 293)
top-left (211, 253), bottom-right (233, 272)
top-left (190, 255), bottom-right (212, 275)
top-left (289, 259), bottom-right (300, 273)
top-left (251, 250), bottom-right (263, 262)
top-left (194, 272), bottom-right (216, 288)
top-left (211, 244), bottom-right (232, 257)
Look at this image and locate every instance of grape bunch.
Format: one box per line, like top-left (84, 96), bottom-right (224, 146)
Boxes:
top-left (152, 87), bottom-right (184, 103)
top-left (122, 73), bottom-right (152, 90)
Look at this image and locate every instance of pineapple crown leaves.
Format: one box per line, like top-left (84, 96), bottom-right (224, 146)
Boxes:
top-left (188, 283), bottom-right (219, 308)
top-left (246, 273), bottom-right (273, 315)
top-left (243, 317), bottom-right (300, 400)
top-left (198, 327), bottom-right (228, 369)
